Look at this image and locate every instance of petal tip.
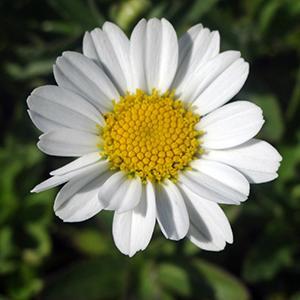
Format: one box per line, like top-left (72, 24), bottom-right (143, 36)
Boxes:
top-left (30, 187), bottom-right (38, 193)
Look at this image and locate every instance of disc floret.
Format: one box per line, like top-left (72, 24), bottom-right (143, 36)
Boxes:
top-left (101, 89), bottom-right (202, 182)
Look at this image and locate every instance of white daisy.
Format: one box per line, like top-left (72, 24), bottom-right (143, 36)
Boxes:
top-left (28, 18), bottom-right (282, 257)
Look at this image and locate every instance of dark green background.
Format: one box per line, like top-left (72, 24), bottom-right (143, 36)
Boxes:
top-left (1, 0), bottom-right (300, 299)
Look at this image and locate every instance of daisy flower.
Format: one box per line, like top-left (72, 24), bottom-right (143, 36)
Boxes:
top-left (28, 18), bottom-right (282, 256)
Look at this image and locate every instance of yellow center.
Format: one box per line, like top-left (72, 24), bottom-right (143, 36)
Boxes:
top-left (100, 89), bottom-right (202, 182)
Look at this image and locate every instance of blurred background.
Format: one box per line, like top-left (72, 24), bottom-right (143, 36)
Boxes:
top-left (1, 0), bottom-right (300, 299)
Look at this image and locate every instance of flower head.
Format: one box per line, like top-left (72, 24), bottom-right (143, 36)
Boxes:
top-left (28, 18), bottom-right (282, 256)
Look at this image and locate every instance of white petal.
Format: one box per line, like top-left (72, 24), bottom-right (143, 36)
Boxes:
top-left (50, 152), bottom-right (101, 176)
top-left (54, 163), bottom-right (107, 210)
top-left (27, 85), bottom-right (103, 134)
top-left (54, 51), bottom-right (119, 112)
top-left (37, 128), bottom-right (100, 157)
top-left (28, 110), bottom-right (61, 133)
top-left (145, 18), bottom-right (162, 92)
top-left (54, 170), bottom-right (111, 222)
top-left (99, 172), bottom-right (142, 212)
top-left (180, 184), bottom-right (233, 247)
top-left (204, 139), bottom-right (282, 183)
top-left (31, 160), bottom-right (109, 193)
top-left (82, 31), bottom-right (98, 61)
top-left (176, 51), bottom-right (240, 103)
top-left (238, 169), bottom-right (278, 183)
top-left (176, 24), bottom-right (203, 66)
top-left (131, 18), bottom-right (178, 93)
top-left (130, 19), bottom-right (147, 91)
top-left (158, 18), bottom-right (178, 92)
top-left (156, 180), bottom-right (189, 240)
top-left (31, 175), bottom-right (71, 194)
top-left (83, 22), bottom-right (132, 94)
top-left (112, 181), bottom-right (156, 257)
top-left (192, 59), bottom-right (249, 115)
top-left (102, 22), bottom-right (133, 92)
top-left (188, 223), bottom-right (226, 251)
top-left (179, 159), bottom-right (249, 204)
top-left (198, 101), bottom-right (264, 149)
top-left (173, 25), bottom-right (220, 90)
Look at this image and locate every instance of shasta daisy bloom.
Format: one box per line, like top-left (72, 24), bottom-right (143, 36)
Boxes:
top-left (28, 18), bottom-right (282, 256)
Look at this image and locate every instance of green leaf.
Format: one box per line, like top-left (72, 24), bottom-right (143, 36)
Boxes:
top-left (184, 0), bottom-right (219, 23)
top-left (291, 292), bottom-right (300, 300)
top-left (71, 228), bottom-right (111, 256)
top-left (251, 93), bottom-right (284, 142)
top-left (258, 0), bottom-right (283, 35)
top-left (138, 262), bottom-right (182, 300)
top-left (5, 60), bottom-right (53, 80)
top-left (291, 185), bottom-right (300, 199)
top-left (9, 274), bottom-right (43, 300)
top-left (222, 205), bottom-right (242, 223)
top-left (23, 223), bottom-right (52, 266)
top-left (139, 262), bottom-right (163, 300)
top-left (47, 0), bottom-right (99, 30)
top-left (243, 245), bottom-right (293, 283)
top-left (0, 227), bottom-right (16, 274)
top-left (242, 224), bottom-right (295, 283)
top-left (286, 66), bottom-right (300, 121)
top-left (146, 2), bottom-right (168, 19)
top-left (183, 239), bottom-right (201, 256)
top-left (194, 259), bottom-right (250, 300)
top-left (42, 20), bottom-right (82, 36)
top-left (110, 0), bottom-right (150, 30)
top-left (158, 263), bottom-right (191, 297)
top-left (43, 258), bottom-right (126, 300)
top-left (278, 145), bottom-right (300, 182)
top-left (0, 141), bottom-right (44, 224)
top-left (147, 234), bottom-right (176, 256)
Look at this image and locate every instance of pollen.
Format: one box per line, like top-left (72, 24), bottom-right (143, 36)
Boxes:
top-left (101, 89), bottom-right (202, 182)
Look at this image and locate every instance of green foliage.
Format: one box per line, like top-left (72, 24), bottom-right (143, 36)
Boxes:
top-left (71, 228), bottom-right (112, 256)
top-left (158, 263), bottom-right (191, 297)
top-left (194, 259), bottom-right (250, 300)
top-left (138, 261), bottom-right (191, 300)
top-left (251, 94), bottom-right (284, 142)
top-left (1, 0), bottom-right (300, 299)
top-left (42, 258), bottom-right (127, 300)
